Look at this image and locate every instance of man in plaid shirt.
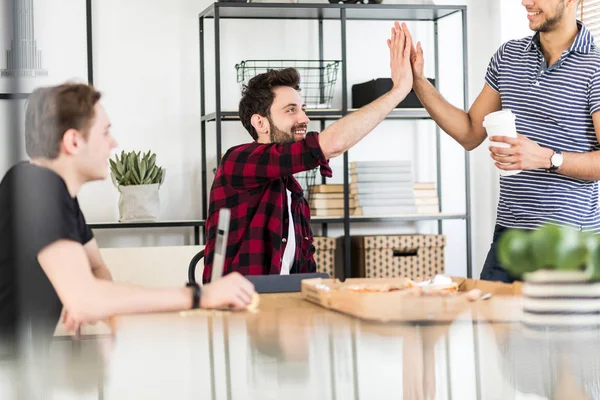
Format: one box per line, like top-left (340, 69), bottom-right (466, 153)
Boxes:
top-left (203, 21), bottom-right (414, 282)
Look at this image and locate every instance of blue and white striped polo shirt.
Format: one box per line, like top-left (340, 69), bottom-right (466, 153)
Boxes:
top-left (485, 21), bottom-right (600, 232)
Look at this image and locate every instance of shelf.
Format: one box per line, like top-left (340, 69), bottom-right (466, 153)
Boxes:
top-left (88, 220), bottom-right (205, 229)
top-left (201, 108), bottom-right (431, 122)
top-left (0, 93), bottom-right (29, 100)
top-left (311, 213), bottom-right (467, 224)
top-left (198, 0), bottom-right (472, 278)
top-left (199, 3), bottom-right (465, 22)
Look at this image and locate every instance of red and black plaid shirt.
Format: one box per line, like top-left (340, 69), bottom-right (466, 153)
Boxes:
top-left (202, 132), bottom-right (332, 283)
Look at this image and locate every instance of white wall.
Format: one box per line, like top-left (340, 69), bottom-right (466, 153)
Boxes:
top-left (0, 0), bottom-right (535, 278)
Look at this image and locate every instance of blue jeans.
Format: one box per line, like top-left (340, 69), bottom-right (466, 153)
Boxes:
top-left (480, 224), bottom-right (518, 283)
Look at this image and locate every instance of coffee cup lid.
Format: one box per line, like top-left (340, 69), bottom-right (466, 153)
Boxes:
top-left (483, 110), bottom-right (515, 128)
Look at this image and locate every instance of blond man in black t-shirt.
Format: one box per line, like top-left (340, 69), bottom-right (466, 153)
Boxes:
top-left (0, 83), bottom-right (256, 342)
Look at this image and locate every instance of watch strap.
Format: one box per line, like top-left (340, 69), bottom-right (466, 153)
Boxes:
top-left (186, 282), bottom-right (201, 309)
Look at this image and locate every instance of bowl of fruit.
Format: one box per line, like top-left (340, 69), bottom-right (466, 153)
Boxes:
top-left (497, 224), bottom-right (600, 328)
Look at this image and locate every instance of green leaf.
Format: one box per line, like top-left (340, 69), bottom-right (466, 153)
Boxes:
top-left (123, 170), bottom-right (132, 185)
top-left (131, 166), bottom-right (141, 185)
top-left (116, 158), bottom-right (124, 175)
top-left (147, 167), bottom-right (157, 182)
top-left (140, 159), bottom-right (147, 181)
top-left (109, 160), bottom-right (122, 181)
top-left (134, 153), bottom-right (140, 174)
top-left (127, 153), bottom-right (135, 175)
top-left (111, 150), bottom-right (162, 186)
top-left (148, 154), bottom-right (156, 171)
top-left (157, 167), bottom-right (164, 183)
top-left (109, 159), bottom-right (118, 174)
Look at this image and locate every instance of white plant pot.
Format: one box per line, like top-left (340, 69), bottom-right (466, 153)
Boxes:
top-left (521, 269), bottom-right (600, 328)
top-left (117, 184), bottom-right (161, 222)
top-left (111, 170), bottom-right (165, 222)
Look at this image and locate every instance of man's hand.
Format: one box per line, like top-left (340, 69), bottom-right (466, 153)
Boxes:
top-left (402, 23), bottom-right (425, 84)
top-left (387, 21), bottom-right (413, 97)
top-left (62, 310), bottom-right (80, 333)
top-left (201, 272), bottom-right (256, 311)
top-left (489, 133), bottom-right (553, 171)
top-left (62, 309), bottom-right (98, 334)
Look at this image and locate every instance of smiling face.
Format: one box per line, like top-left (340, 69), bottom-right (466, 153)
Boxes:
top-left (263, 86), bottom-right (310, 144)
top-left (522, 0), bottom-right (575, 32)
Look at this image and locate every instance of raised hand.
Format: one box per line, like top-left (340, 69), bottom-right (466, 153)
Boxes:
top-left (387, 21), bottom-right (413, 97)
top-left (401, 23), bottom-right (425, 84)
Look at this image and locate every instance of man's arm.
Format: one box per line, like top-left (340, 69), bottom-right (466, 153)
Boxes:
top-left (83, 239), bottom-right (112, 281)
top-left (38, 240), bottom-right (256, 324)
top-left (318, 22), bottom-right (413, 159)
top-left (413, 79), bottom-right (501, 150)
top-left (405, 24), bottom-right (502, 151)
top-left (489, 112), bottom-right (600, 181)
top-left (223, 133), bottom-right (332, 190)
top-left (224, 22), bottom-right (412, 189)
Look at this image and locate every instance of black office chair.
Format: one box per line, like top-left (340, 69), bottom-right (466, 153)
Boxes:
top-left (187, 249), bottom-right (329, 292)
top-left (187, 249), bottom-right (204, 285)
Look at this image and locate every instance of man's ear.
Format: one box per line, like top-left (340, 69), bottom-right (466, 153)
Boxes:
top-left (60, 128), bottom-right (82, 155)
top-left (251, 114), bottom-right (269, 136)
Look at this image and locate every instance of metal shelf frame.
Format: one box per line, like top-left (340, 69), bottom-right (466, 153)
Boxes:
top-left (88, 220), bottom-right (205, 245)
top-left (198, 2), bottom-right (472, 279)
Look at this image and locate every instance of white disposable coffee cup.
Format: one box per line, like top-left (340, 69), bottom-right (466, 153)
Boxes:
top-left (483, 109), bottom-right (522, 177)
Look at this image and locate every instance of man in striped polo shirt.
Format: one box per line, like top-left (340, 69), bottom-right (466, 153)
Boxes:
top-left (403, 0), bottom-right (600, 282)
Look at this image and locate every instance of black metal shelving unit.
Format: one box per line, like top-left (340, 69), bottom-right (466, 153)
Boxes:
top-left (199, 2), bottom-right (472, 279)
top-left (88, 220), bottom-right (205, 245)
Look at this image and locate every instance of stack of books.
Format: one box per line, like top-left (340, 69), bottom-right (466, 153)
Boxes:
top-left (414, 182), bottom-right (440, 214)
top-left (307, 184), bottom-right (356, 216)
top-left (350, 161), bottom-right (417, 216)
top-left (307, 168), bottom-right (441, 217)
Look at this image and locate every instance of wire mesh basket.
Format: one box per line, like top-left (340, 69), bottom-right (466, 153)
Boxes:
top-left (235, 60), bottom-right (341, 109)
top-left (294, 168), bottom-right (319, 203)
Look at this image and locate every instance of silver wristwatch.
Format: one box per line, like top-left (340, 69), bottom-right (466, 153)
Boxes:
top-left (546, 150), bottom-right (563, 172)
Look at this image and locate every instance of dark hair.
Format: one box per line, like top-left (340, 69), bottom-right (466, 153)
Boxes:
top-left (238, 68), bottom-right (301, 140)
top-left (25, 83), bottom-right (102, 159)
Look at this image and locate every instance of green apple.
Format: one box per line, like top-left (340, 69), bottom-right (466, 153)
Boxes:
top-left (497, 229), bottom-right (535, 278)
top-left (530, 224), bottom-right (587, 271)
top-left (584, 232), bottom-right (600, 281)
top-left (529, 224), bottom-right (561, 269)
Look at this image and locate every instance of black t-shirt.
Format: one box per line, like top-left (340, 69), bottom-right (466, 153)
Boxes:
top-left (0, 162), bottom-right (93, 341)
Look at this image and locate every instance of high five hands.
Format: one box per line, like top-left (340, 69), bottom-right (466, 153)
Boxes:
top-left (387, 21), bottom-right (414, 98)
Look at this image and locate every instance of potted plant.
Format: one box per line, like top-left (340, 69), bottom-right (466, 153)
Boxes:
top-left (498, 224), bottom-right (600, 326)
top-left (109, 150), bottom-right (165, 222)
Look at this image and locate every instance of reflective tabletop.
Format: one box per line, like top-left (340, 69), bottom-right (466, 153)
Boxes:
top-left (2, 293), bottom-right (599, 400)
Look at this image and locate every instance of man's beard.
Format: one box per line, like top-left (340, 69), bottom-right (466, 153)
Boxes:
top-left (267, 117), bottom-right (307, 144)
top-left (536, 1), bottom-right (565, 33)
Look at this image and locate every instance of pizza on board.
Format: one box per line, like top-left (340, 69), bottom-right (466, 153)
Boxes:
top-left (340, 278), bottom-right (459, 295)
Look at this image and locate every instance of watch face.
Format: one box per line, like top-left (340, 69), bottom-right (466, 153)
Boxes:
top-left (551, 152), bottom-right (564, 167)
